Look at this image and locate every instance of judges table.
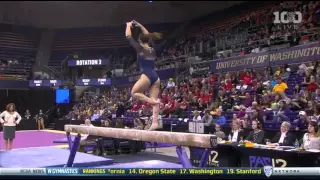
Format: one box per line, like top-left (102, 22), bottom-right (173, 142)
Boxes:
top-left (189, 143), bottom-right (320, 168)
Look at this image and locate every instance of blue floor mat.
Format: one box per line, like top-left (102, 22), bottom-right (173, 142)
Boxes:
top-left (0, 147), bottom-right (114, 168)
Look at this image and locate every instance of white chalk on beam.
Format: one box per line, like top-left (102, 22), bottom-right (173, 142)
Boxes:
top-left (65, 125), bottom-right (217, 148)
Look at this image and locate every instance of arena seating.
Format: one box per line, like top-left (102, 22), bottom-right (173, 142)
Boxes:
top-left (0, 24), bottom-right (40, 79)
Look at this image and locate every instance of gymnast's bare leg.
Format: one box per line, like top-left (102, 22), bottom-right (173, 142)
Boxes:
top-left (131, 75), bottom-right (160, 106)
top-left (148, 79), bottom-right (161, 130)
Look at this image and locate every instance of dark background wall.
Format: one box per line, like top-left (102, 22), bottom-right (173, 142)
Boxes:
top-left (0, 89), bottom-right (73, 116)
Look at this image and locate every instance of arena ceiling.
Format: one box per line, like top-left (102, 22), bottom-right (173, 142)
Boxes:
top-left (0, 1), bottom-right (245, 29)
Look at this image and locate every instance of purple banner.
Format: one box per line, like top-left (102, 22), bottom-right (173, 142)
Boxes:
top-left (112, 68), bottom-right (176, 86)
top-left (211, 42), bottom-right (320, 72)
top-left (0, 80), bottom-right (28, 89)
top-left (68, 58), bottom-right (109, 67)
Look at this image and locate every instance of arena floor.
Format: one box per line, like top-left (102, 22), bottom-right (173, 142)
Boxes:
top-left (0, 130), bottom-right (185, 167)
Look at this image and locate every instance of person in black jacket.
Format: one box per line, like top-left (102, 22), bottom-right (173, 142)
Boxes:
top-left (228, 121), bottom-right (245, 143)
top-left (245, 120), bottom-right (265, 144)
top-left (268, 121), bottom-right (295, 146)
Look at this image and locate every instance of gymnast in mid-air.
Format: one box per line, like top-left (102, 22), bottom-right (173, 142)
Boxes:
top-left (125, 20), bottom-right (162, 130)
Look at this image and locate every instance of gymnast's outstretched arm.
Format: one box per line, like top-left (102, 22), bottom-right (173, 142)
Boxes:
top-left (125, 21), bottom-right (141, 51)
top-left (132, 20), bottom-right (149, 35)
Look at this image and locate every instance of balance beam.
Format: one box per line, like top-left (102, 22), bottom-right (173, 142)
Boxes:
top-left (65, 125), bottom-right (217, 148)
top-left (64, 124), bottom-right (218, 168)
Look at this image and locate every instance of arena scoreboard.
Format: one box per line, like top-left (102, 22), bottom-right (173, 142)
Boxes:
top-left (29, 80), bottom-right (63, 87)
top-left (0, 167), bottom-right (319, 177)
top-left (76, 78), bottom-right (111, 86)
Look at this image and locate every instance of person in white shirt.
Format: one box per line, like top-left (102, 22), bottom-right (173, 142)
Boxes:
top-left (0, 103), bottom-right (22, 151)
top-left (166, 78), bottom-right (175, 89)
top-left (79, 119), bottom-right (95, 152)
top-left (192, 111), bottom-right (202, 121)
top-left (302, 121), bottom-right (320, 150)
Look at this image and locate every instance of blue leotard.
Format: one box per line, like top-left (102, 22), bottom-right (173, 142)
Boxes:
top-left (127, 36), bottom-right (159, 85)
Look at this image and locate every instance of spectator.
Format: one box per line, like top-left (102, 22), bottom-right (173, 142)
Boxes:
top-left (166, 78), bottom-right (175, 89)
top-left (202, 110), bottom-right (213, 126)
top-left (213, 124), bottom-right (226, 140)
top-left (273, 78), bottom-right (288, 93)
top-left (192, 110), bottom-right (202, 121)
top-left (211, 108), bottom-right (226, 126)
top-left (171, 102), bottom-right (187, 118)
top-left (79, 119), bottom-right (96, 152)
top-left (245, 120), bottom-right (265, 144)
top-left (295, 111), bottom-right (310, 131)
top-left (302, 121), bottom-right (320, 150)
top-left (227, 121), bottom-right (244, 143)
top-left (24, 109), bottom-right (31, 120)
top-left (268, 121), bottom-right (295, 146)
top-left (273, 100), bottom-right (291, 124)
top-left (133, 118), bottom-right (144, 130)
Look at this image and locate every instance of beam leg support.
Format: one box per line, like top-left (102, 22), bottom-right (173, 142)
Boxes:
top-left (176, 146), bottom-right (193, 168)
top-left (199, 149), bottom-right (210, 168)
top-left (66, 132), bottom-right (73, 152)
top-left (65, 133), bottom-right (81, 167)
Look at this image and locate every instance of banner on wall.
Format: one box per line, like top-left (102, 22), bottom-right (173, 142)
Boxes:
top-left (0, 80), bottom-right (29, 89)
top-left (68, 59), bottom-right (109, 67)
top-left (112, 68), bottom-right (176, 86)
top-left (211, 42), bottom-right (320, 72)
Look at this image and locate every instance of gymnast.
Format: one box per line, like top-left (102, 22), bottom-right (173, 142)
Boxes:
top-left (125, 20), bottom-right (162, 130)
top-left (0, 103), bottom-right (21, 151)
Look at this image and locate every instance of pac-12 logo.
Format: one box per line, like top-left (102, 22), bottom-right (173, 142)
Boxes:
top-left (273, 11), bottom-right (302, 24)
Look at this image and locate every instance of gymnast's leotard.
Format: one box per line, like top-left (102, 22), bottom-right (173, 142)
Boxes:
top-left (127, 36), bottom-right (159, 85)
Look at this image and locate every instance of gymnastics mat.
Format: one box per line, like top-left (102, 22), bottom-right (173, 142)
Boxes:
top-left (0, 147), bottom-right (114, 168)
top-left (93, 160), bottom-right (183, 168)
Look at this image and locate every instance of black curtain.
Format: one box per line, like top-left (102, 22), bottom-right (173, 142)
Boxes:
top-left (0, 89), bottom-right (56, 116)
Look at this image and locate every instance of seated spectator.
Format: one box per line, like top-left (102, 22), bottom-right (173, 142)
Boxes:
top-left (79, 119), bottom-right (96, 152)
top-left (227, 121), bottom-right (244, 143)
top-left (192, 110), bottom-right (202, 121)
top-left (24, 109), bottom-right (31, 120)
top-left (282, 67), bottom-right (291, 80)
top-left (197, 98), bottom-right (207, 112)
top-left (221, 95), bottom-right (234, 111)
top-left (270, 76), bottom-right (278, 90)
top-left (166, 78), bottom-right (175, 89)
top-left (171, 102), bottom-right (187, 118)
top-left (273, 100), bottom-right (291, 124)
top-left (302, 121), bottom-right (320, 150)
top-left (202, 110), bottom-right (213, 126)
top-left (101, 119), bottom-right (111, 127)
top-left (115, 119), bottom-right (125, 128)
top-left (273, 78), bottom-right (288, 93)
top-left (232, 113), bottom-right (241, 125)
top-left (211, 108), bottom-right (226, 126)
top-left (139, 105), bottom-right (152, 118)
top-left (91, 110), bottom-right (100, 121)
top-left (311, 103), bottom-right (320, 122)
top-left (213, 124), bottom-right (225, 140)
top-left (295, 111), bottom-right (310, 131)
top-left (133, 118), bottom-right (144, 130)
top-left (159, 103), bottom-right (170, 118)
top-left (268, 122), bottom-right (295, 146)
top-left (291, 94), bottom-right (308, 111)
top-left (305, 101), bottom-right (315, 116)
top-left (180, 98), bottom-right (189, 111)
top-left (245, 120), bottom-right (265, 144)
top-left (234, 92), bottom-right (253, 110)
